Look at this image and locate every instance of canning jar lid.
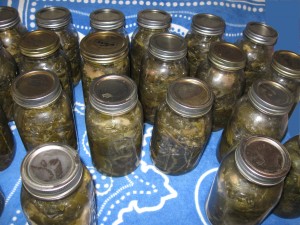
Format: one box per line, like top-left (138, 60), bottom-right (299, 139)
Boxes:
top-left (166, 77), bottom-right (214, 117)
top-left (0, 6), bottom-right (20, 30)
top-left (191, 13), bottom-right (225, 36)
top-left (21, 143), bottom-right (83, 200)
top-left (90, 8), bottom-right (125, 31)
top-left (208, 42), bottom-right (246, 70)
top-left (243, 22), bottom-right (278, 45)
top-left (248, 80), bottom-right (294, 115)
top-left (80, 31), bottom-right (128, 64)
top-left (137, 9), bottom-right (171, 29)
top-left (89, 74), bottom-right (138, 115)
top-left (271, 50), bottom-right (300, 79)
top-left (20, 30), bottom-right (60, 58)
top-left (36, 6), bottom-right (71, 29)
top-left (235, 136), bottom-right (291, 186)
top-left (12, 70), bottom-right (62, 108)
top-left (148, 33), bottom-right (187, 61)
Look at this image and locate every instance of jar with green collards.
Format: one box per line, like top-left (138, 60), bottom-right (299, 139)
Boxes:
top-left (139, 32), bottom-right (189, 124)
top-left (0, 39), bottom-right (18, 121)
top-left (21, 143), bottom-right (96, 225)
top-left (0, 106), bottom-right (15, 171)
top-left (89, 8), bottom-right (129, 42)
top-left (217, 79), bottom-right (294, 162)
top-left (151, 77), bottom-right (214, 175)
top-left (206, 136), bottom-right (291, 225)
top-left (80, 31), bottom-right (129, 105)
top-left (19, 30), bottom-right (74, 104)
top-left (12, 70), bottom-right (77, 151)
top-left (235, 22), bottom-right (278, 92)
top-left (85, 75), bottom-right (143, 177)
top-left (36, 6), bottom-right (82, 85)
top-left (130, 9), bottom-right (171, 86)
top-left (185, 13), bottom-right (225, 77)
top-left (196, 42), bottom-right (246, 131)
top-left (0, 6), bottom-right (27, 64)
top-left (273, 135), bottom-right (300, 218)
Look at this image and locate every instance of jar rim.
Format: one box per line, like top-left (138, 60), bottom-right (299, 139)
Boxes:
top-left (90, 8), bottom-right (125, 30)
top-left (0, 6), bottom-right (20, 30)
top-left (243, 22), bottom-right (278, 45)
top-left (137, 9), bottom-right (171, 29)
top-left (36, 6), bottom-right (71, 29)
top-left (191, 13), bottom-right (225, 36)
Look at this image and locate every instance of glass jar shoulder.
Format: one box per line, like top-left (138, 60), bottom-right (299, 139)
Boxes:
top-left (0, 28), bottom-right (23, 60)
top-left (269, 71), bottom-right (300, 96)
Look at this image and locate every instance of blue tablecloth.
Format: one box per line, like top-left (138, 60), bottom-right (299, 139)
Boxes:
top-left (0, 0), bottom-right (300, 225)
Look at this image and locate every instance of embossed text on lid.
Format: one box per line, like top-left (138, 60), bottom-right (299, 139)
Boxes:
top-left (243, 22), bottom-right (278, 45)
top-left (271, 50), bottom-right (300, 79)
top-left (148, 33), bottom-right (187, 61)
top-left (36, 6), bottom-right (71, 29)
top-left (89, 74), bottom-right (138, 115)
top-left (0, 6), bottom-right (20, 30)
top-left (208, 42), bottom-right (246, 70)
top-left (21, 143), bottom-right (82, 200)
top-left (166, 77), bottom-right (214, 117)
top-left (80, 31), bottom-right (128, 63)
top-left (235, 136), bottom-right (291, 186)
top-left (137, 9), bottom-right (171, 29)
top-left (248, 80), bottom-right (294, 115)
top-left (90, 8), bottom-right (125, 30)
top-left (191, 13), bottom-right (225, 36)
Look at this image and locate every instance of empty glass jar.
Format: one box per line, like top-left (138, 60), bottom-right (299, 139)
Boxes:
top-left (151, 77), bottom-right (214, 175)
top-left (85, 75), bottom-right (143, 177)
top-left (139, 32), bottom-right (189, 124)
top-left (21, 143), bottom-right (96, 225)
top-left (36, 6), bottom-right (82, 85)
top-left (185, 13), bottom-right (225, 77)
top-left (12, 70), bottom-right (77, 151)
top-left (206, 136), bottom-right (291, 225)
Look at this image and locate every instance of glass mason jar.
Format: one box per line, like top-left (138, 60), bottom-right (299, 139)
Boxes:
top-left (130, 9), bottom-right (171, 86)
top-left (206, 136), bottom-right (291, 225)
top-left (151, 77), bottom-right (214, 175)
top-left (80, 31), bottom-right (129, 104)
top-left (89, 8), bottom-right (129, 42)
top-left (235, 22), bottom-right (278, 92)
top-left (269, 50), bottom-right (300, 103)
top-left (273, 135), bottom-right (300, 218)
top-left (0, 39), bottom-right (18, 121)
top-left (217, 79), bottom-right (294, 162)
top-left (185, 13), bottom-right (225, 77)
top-left (19, 30), bottom-right (74, 104)
top-left (86, 75), bottom-right (143, 177)
top-left (21, 143), bottom-right (96, 225)
top-left (196, 42), bottom-right (246, 131)
top-left (0, 106), bottom-right (15, 171)
top-left (36, 6), bottom-right (82, 85)
top-left (139, 32), bottom-right (189, 124)
top-left (12, 70), bottom-right (77, 151)
top-left (0, 6), bottom-right (27, 64)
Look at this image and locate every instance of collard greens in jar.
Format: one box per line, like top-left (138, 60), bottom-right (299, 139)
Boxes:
top-left (21, 144), bottom-right (96, 225)
top-left (86, 75), bottom-right (143, 177)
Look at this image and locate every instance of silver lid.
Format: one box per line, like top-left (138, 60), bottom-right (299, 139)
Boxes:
top-left (0, 6), bottom-right (20, 30)
top-left (89, 74), bottom-right (138, 115)
top-left (36, 6), bottom-right (71, 29)
top-left (235, 136), bottom-right (291, 186)
top-left (166, 77), bottom-right (214, 117)
top-left (90, 8), bottom-right (125, 31)
top-left (248, 80), bottom-right (294, 115)
top-left (137, 9), bottom-right (171, 29)
top-left (271, 50), bottom-right (300, 79)
top-left (191, 13), bottom-right (225, 36)
top-left (208, 42), bottom-right (246, 70)
top-left (243, 22), bottom-right (278, 45)
top-left (80, 31), bottom-right (128, 64)
top-left (148, 33), bottom-right (187, 61)
top-left (20, 30), bottom-right (60, 58)
top-left (21, 143), bottom-right (83, 200)
top-left (12, 70), bottom-right (62, 108)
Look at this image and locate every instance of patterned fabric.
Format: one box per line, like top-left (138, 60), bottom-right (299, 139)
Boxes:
top-left (0, 0), bottom-right (299, 225)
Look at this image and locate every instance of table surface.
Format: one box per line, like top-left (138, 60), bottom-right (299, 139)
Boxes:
top-left (0, 0), bottom-right (300, 225)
